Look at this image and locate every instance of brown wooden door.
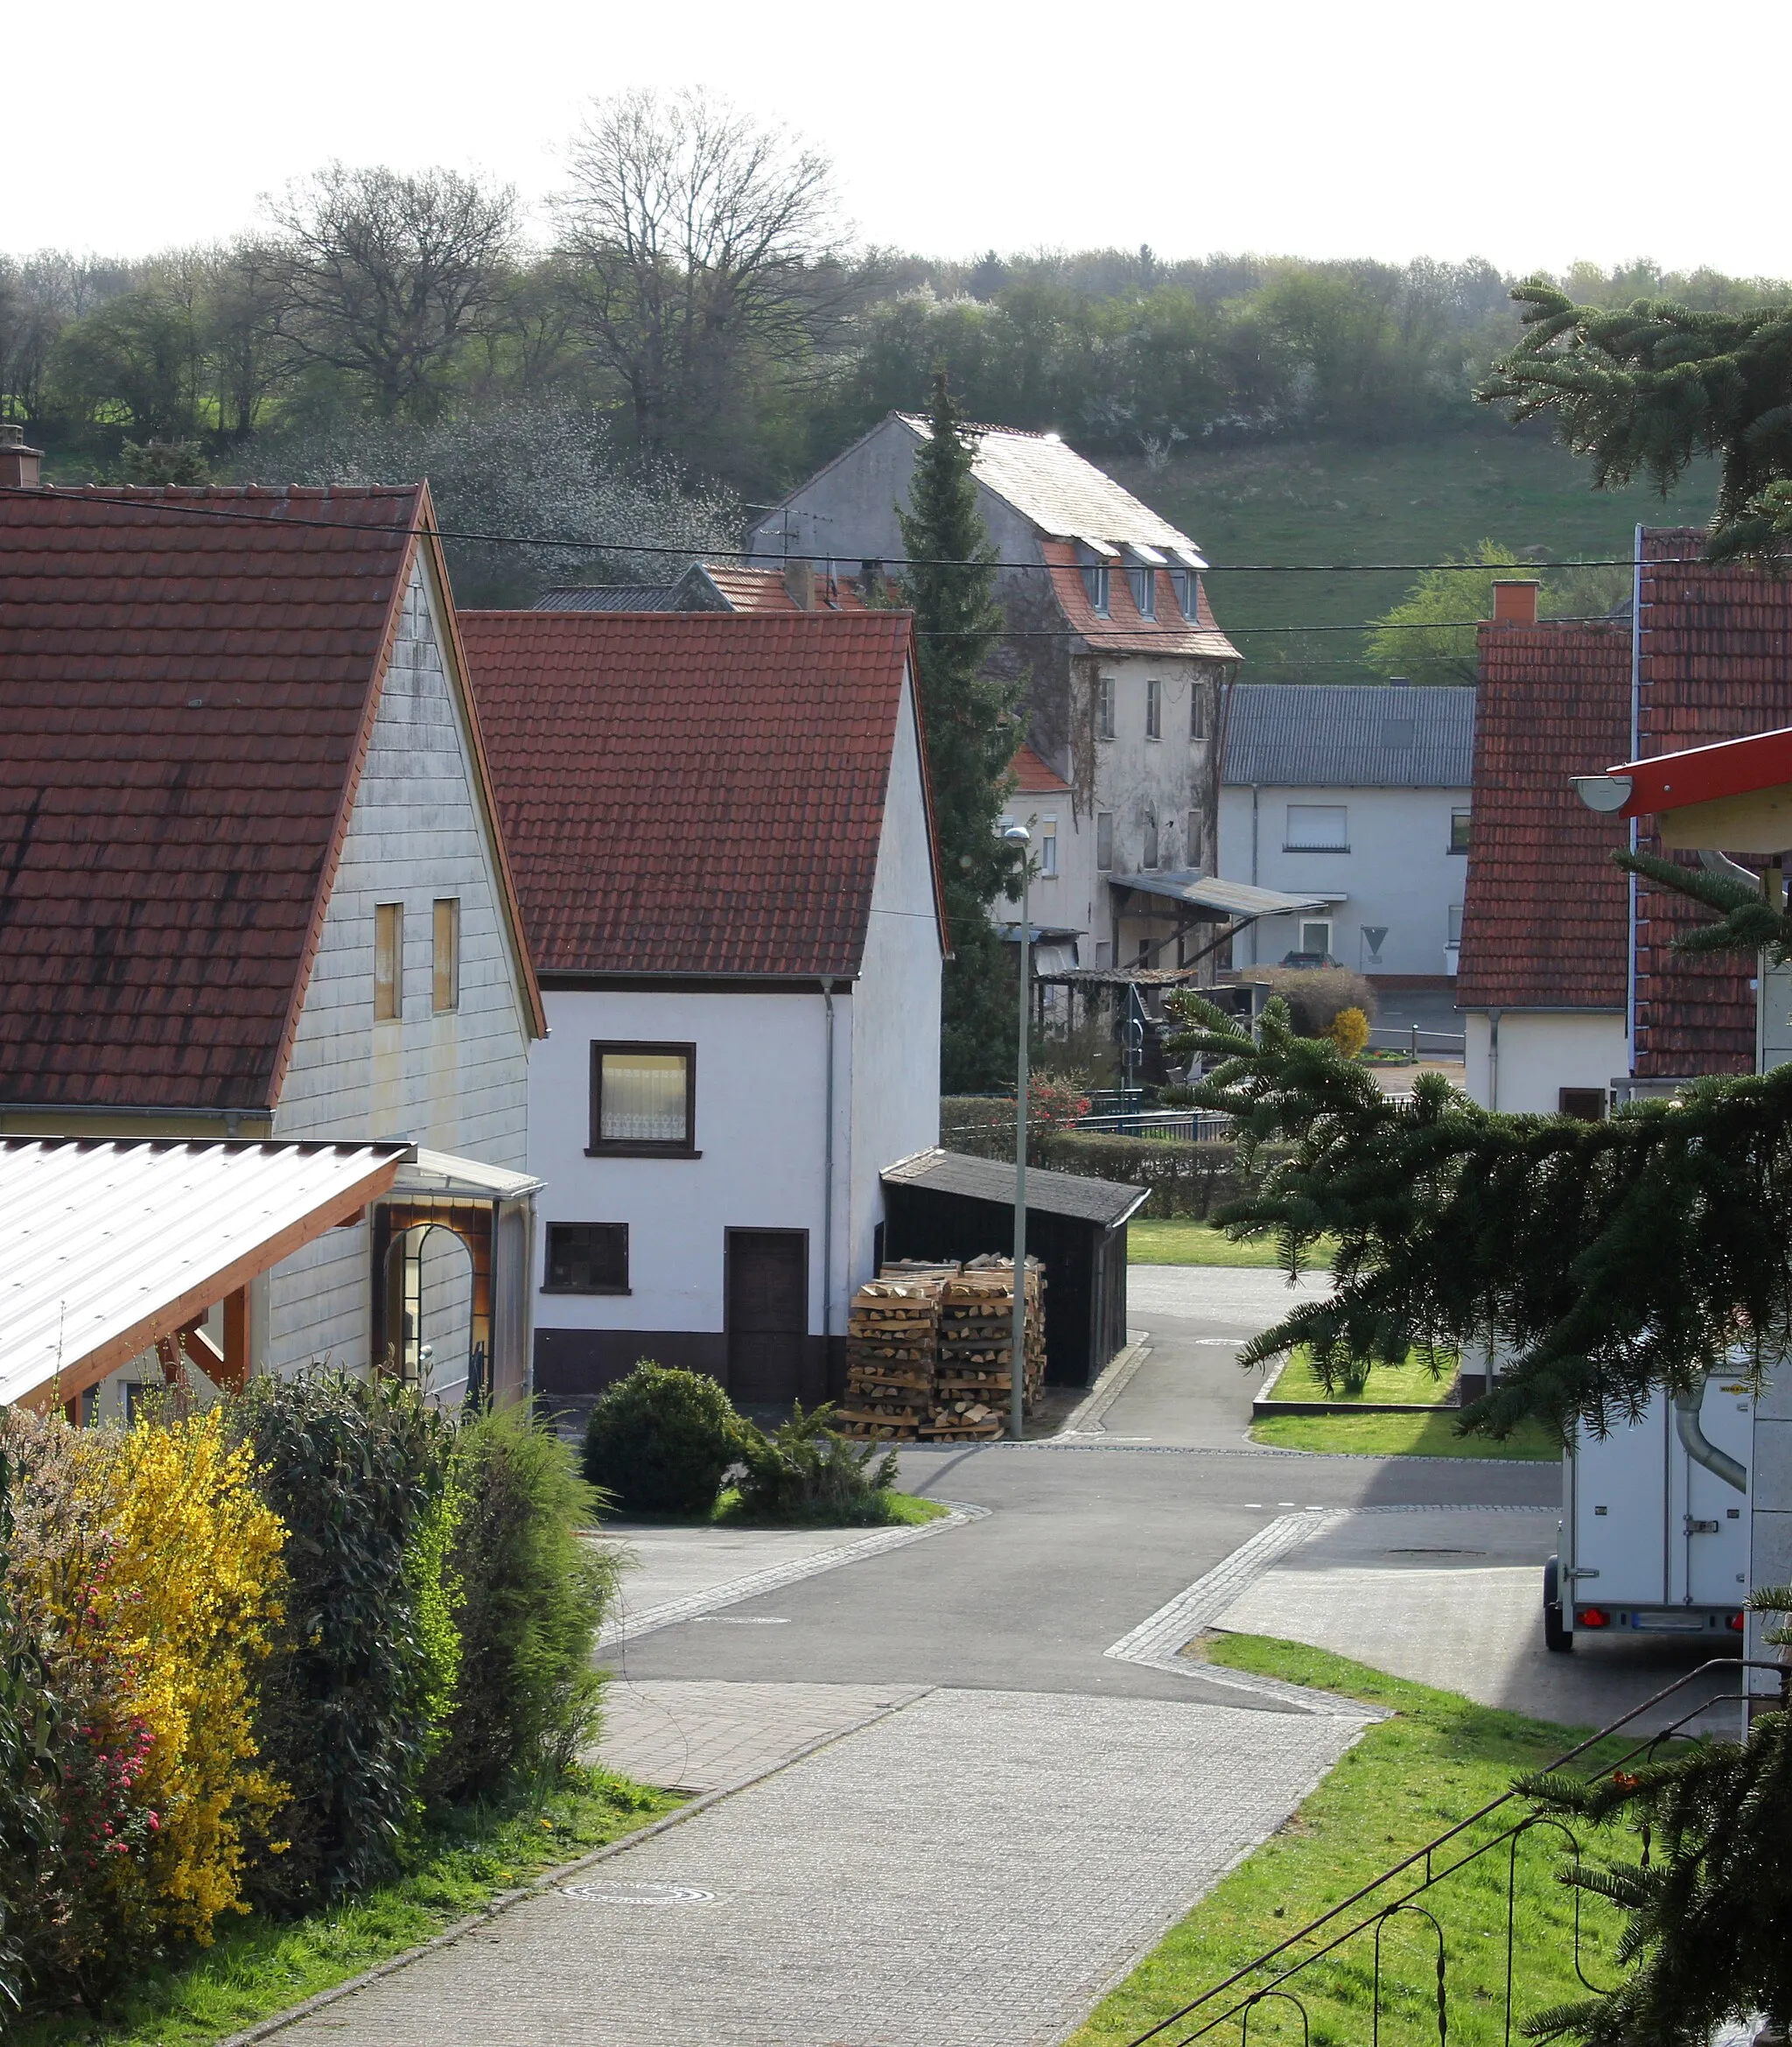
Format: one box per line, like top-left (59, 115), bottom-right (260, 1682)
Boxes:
top-left (725, 1230), bottom-right (808, 1404)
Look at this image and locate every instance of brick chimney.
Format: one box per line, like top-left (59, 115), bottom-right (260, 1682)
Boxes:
top-left (0, 423), bottom-right (42, 489)
top-left (783, 557), bottom-right (816, 610)
top-left (1491, 579), bottom-right (1539, 626)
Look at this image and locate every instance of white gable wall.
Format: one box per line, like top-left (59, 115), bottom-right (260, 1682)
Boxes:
top-left (847, 668), bottom-right (944, 1287)
top-left (265, 558), bottom-right (532, 1373)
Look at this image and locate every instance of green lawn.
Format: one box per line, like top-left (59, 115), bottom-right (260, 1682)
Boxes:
top-left (1069, 1637), bottom-right (1629, 2047)
top-left (1105, 425), bottom-right (1717, 684)
top-left (1250, 1407), bottom-right (1560, 1460)
top-left (712, 1486), bottom-right (948, 1528)
top-left (1129, 1219), bottom-right (1335, 1269)
top-left (1265, 1348), bottom-right (1456, 1406)
top-left (17, 1770), bottom-right (680, 2047)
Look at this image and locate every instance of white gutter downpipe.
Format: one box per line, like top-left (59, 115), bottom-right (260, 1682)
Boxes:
top-left (1488, 1007), bottom-right (1501, 1112)
top-left (1674, 1380), bottom-right (1747, 1492)
top-left (821, 978), bottom-right (836, 1356)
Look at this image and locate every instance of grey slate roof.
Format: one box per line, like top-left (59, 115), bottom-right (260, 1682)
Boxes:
top-left (881, 1148), bottom-right (1148, 1228)
top-left (535, 585), bottom-right (680, 612)
top-left (1222, 683), bottom-right (1474, 789)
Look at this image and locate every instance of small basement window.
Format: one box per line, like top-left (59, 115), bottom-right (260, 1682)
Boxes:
top-left (591, 1043), bottom-right (696, 1154)
top-left (1558, 1089), bottom-right (1606, 1122)
top-left (544, 1222), bottom-right (629, 1292)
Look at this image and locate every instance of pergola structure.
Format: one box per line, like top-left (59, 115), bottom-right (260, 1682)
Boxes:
top-left (0, 1138), bottom-right (413, 1413)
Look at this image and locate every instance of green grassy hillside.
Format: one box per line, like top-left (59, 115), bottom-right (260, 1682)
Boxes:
top-left (1105, 425), bottom-right (1718, 682)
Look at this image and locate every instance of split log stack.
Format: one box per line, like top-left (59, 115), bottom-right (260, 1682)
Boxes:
top-left (931, 1256), bottom-right (1046, 1441)
top-left (836, 1279), bottom-right (943, 1440)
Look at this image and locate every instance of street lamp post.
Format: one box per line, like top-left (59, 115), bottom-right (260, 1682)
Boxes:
top-left (1001, 822), bottom-right (1032, 1442)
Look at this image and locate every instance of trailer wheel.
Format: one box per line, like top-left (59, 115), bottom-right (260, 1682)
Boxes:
top-left (1544, 1556), bottom-right (1572, 1653)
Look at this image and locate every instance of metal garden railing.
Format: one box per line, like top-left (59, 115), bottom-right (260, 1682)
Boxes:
top-left (1124, 1658), bottom-right (1786, 2047)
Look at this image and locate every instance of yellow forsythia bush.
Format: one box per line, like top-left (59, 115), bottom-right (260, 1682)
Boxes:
top-left (1326, 1005), bottom-right (1371, 1060)
top-left (49, 1409), bottom-right (289, 1943)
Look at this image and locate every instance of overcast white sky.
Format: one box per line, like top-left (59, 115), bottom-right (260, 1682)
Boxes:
top-left (10, 0), bottom-right (1785, 277)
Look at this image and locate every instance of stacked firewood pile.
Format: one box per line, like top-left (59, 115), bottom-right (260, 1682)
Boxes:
top-left (931, 1257), bottom-right (1045, 1438)
top-left (835, 1258), bottom-right (1046, 1441)
top-left (836, 1279), bottom-right (942, 1439)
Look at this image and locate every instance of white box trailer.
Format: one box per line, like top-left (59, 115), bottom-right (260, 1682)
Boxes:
top-left (1545, 1374), bottom-right (1753, 1651)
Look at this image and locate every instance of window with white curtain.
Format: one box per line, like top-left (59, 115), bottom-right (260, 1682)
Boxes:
top-left (591, 1043), bottom-right (695, 1152)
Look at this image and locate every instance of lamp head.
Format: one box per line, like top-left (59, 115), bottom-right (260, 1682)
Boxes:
top-left (1000, 824), bottom-right (1031, 847)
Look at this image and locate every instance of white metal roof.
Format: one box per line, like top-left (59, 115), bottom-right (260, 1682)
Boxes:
top-left (0, 1139), bottom-right (411, 1408)
top-left (1112, 871), bottom-right (1338, 918)
top-left (396, 1148), bottom-right (544, 1202)
top-left (895, 414), bottom-right (1205, 556)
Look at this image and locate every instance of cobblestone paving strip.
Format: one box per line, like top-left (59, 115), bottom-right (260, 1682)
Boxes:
top-left (271, 1687), bottom-right (1366, 2047)
top-left (595, 1679), bottom-right (931, 1792)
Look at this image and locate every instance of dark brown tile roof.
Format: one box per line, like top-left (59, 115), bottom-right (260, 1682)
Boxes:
top-left (1632, 529), bottom-right (1792, 1076)
top-left (1457, 619), bottom-right (1633, 1012)
top-left (0, 486), bottom-right (421, 1111)
top-left (458, 610), bottom-right (946, 979)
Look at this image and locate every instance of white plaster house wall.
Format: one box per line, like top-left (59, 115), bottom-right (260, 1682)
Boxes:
top-left (266, 560), bottom-right (534, 1372)
top-left (529, 987), bottom-right (836, 1345)
top-left (1096, 657), bottom-right (1220, 965)
top-left (1219, 784), bottom-right (1471, 978)
top-left (1460, 1011), bottom-right (1628, 1114)
top-left (847, 672), bottom-right (944, 1283)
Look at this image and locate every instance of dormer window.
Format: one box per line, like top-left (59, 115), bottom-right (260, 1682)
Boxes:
top-left (1170, 567), bottom-right (1194, 619)
top-left (1077, 540), bottom-right (1114, 614)
top-left (1127, 564), bottom-right (1155, 617)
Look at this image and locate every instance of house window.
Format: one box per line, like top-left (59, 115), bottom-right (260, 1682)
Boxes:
top-left (1170, 567), bottom-right (1196, 620)
top-left (1447, 903), bottom-right (1464, 946)
top-left (1128, 565), bottom-right (1155, 617)
top-left (1449, 809), bottom-right (1472, 853)
top-left (1137, 937), bottom-right (1152, 964)
top-left (1285, 804), bottom-right (1348, 852)
top-left (1298, 919), bottom-right (1334, 959)
top-left (1082, 561), bottom-right (1110, 613)
top-left (1095, 939), bottom-right (1112, 967)
top-left (1186, 810), bottom-right (1200, 868)
top-left (374, 902), bottom-right (403, 1021)
top-left (1096, 811), bottom-right (1115, 872)
top-left (1559, 1089), bottom-right (1606, 1122)
top-left (1190, 686), bottom-right (1206, 741)
top-left (543, 1222), bottom-right (629, 1293)
top-left (1145, 678), bottom-right (1162, 740)
top-left (432, 898), bottom-right (460, 1013)
top-left (1096, 675), bottom-right (1116, 739)
top-left (1143, 813), bottom-right (1159, 868)
top-left (590, 1042), bottom-right (697, 1154)
top-left (1038, 817), bottom-right (1059, 876)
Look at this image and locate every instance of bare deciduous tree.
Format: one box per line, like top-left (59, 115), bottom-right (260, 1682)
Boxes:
top-left (553, 88), bottom-right (847, 458)
top-left (267, 164), bottom-right (518, 419)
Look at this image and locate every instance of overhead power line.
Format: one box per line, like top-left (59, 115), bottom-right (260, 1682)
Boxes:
top-left (0, 482), bottom-right (1698, 578)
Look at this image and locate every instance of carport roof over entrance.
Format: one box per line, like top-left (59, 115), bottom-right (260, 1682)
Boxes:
top-left (0, 1137), bottom-right (413, 1409)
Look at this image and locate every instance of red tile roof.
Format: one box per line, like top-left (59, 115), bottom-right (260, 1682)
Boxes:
top-left (458, 611), bottom-right (946, 978)
top-left (0, 485), bottom-right (450, 1111)
top-left (1040, 539), bottom-right (1239, 659)
top-left (1011, 742), bottom-right (1071, 795)
top-left (1631, 529), bottom-right (1792, 1076)
top-left (1457, 619), bottom-right (1633, 1012)
top-left (699, 564), bottom-right (868, 613)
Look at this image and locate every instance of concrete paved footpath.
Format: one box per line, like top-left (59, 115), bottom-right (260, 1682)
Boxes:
top-left (276, 1687), bottom-right (1363, 2047)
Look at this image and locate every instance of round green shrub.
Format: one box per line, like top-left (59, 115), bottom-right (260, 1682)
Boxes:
top-left (582, 1361), bottom-right (741, 1516)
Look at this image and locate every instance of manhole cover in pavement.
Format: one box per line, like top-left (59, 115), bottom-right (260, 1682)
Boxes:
top-left (560, 1880), bottom-right (716, 1906)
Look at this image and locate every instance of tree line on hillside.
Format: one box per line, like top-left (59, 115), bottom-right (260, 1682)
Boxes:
top-left (6, 86), bottom-right (1788, 586)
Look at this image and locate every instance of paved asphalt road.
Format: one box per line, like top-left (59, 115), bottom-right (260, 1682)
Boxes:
top-left (274, 1267), bottom-right (1730, 2047)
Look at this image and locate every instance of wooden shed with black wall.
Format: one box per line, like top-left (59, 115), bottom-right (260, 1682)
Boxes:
top-left (878, 1150), bottom-right (1146, 1388)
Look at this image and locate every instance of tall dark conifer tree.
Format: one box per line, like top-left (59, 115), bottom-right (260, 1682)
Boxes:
top-left (898, 370), bottom-right (1027, 1090)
